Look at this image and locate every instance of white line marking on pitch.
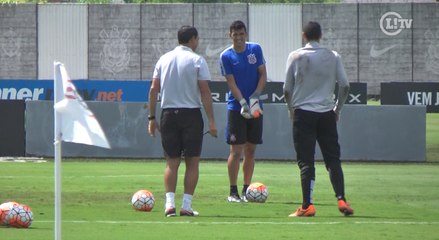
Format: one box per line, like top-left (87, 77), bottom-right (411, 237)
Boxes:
top-left (37, 220), bottom-right (439, 225)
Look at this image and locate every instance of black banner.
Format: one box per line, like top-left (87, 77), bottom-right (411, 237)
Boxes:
top-left (0, 100), bottom-right (25, 156)
top-left (209, 82), bottom-right (367, 104)
top-left (381, 82), bottom-right (439, 113)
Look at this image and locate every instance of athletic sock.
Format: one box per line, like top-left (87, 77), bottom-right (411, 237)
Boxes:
top-left (337, 195), bottom-right (346, 201)
top-left (302, 203), bottom-right (312, 209)
top-left (230, 185), bottom-right (239, 196)
top-left (165, 192), bottom-right (175, 209)
top-left (242, 184), bottom-right (249, 196)
top-left (181, 193), bottom-right (193, 211)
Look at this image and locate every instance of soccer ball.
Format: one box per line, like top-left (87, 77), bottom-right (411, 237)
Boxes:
top-left (7, 204), bottom-right (33, 228)
top-left (245, 182), bottom-right (268, 203)
top-left (0, 202), bottom-right (19, 226)
top-left (131, 190), bottom-right (155, 212)
top-left (0, 202), bottom-right (33, 228)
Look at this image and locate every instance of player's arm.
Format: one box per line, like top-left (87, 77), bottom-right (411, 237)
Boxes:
top-left (334, 54), bottom-right (350, 119)
top-left (255, 64), bottom-right (267, 94)
top-left (198, 80), bottom-right (217, 137)
top-left (284, 52), bottom-right (297, 120)
top-left (283, 52), bottom-right (297, 111)
top-left (148, 77), bottom-right (160, 137)
top-left (254, 45), bottom-right (267, 95)
top-left (224, 74), bottom-right (244, 101)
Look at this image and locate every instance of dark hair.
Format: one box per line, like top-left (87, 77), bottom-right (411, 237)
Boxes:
top-left (178, 26), bottom-right (198, 44)
top-left (303, 21), bottom-right (322, 41)
top-left (229, 20), bottom-right (247, 33)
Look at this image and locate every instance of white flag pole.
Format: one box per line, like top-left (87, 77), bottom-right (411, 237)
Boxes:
top-left (54, 62), bottom-right (62, 240)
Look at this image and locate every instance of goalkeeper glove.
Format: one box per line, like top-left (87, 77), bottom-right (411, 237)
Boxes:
top-left (239, 99), bottom-right (252, 119)
top-left (249, 91), bottom-right (263, 118)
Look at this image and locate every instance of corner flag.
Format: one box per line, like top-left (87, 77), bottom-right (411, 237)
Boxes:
top-left (53, 61), bottom-right (110, 240)
top-left (54, 62), bottom-right (110, 148)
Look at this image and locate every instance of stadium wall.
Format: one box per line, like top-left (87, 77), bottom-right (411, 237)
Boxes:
top-left (25, 101), bottom-right (426, 161)
top-left (1, 3), bottom-right (439, 95)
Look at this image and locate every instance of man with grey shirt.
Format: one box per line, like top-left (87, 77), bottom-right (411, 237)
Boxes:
top-left (283, 21), bottom-right (353, 217)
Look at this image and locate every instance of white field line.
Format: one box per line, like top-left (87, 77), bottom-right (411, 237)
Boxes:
top-left (37, 220), bottom-right (439, 225)
top-left (0, 174), bottom-right (229, 178)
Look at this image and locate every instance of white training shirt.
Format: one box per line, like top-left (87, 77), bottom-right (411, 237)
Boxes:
top-left (284, 42), bottom-right (350, 113)
top-left (153, 46), bottom-right (211, 109)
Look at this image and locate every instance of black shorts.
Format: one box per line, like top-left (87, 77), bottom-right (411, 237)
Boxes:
top-left (226, 110), bottom-right (263, 145)
top-left (160, 108), bottom-right (204, 158)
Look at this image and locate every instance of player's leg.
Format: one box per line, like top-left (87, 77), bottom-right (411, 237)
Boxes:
top-left (317, 110), bottom-right (344, 199)
top-left (243, 143), bottom-right (256, 187)
top-left (180, 109), bottom-right (203, 216)
top-left (226, 110), bottom-right (246, 202)
top-left (242, 116), bottom-right (263, 198)
top-left (164, 157), bottom-right (180, 213)
top-left (180, 156), bottom-right (200, 216)
top-left (289, 109), bottom-right (317, 217)
top-left (227, 144), bottom-right (244, 202)
top-left (160, 109), bottom-right (183, 217)
top-left (317, 110), bottom-right (353, 216)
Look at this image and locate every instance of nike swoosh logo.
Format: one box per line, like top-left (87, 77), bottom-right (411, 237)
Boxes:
top-left (205, 44), bottom-right (228, 57)
top-left (370, 44), bottom-right (399, 58)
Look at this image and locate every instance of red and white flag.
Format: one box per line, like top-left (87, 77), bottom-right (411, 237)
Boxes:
top-left (53, 62), bottom-right (111, 149)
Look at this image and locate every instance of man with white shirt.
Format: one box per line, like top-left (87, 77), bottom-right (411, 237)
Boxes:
top-left (148, 26), bottom-right (217, 217)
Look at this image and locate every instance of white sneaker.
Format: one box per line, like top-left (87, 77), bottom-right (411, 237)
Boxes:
top-left (227, 194), bottom-right (241, 203)
top-left (241, 195), bottom-right (248, 203)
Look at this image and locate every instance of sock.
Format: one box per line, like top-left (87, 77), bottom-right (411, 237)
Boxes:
top-left (181, 193), bottom-right (193, 211)
top-left (302, 203), bottom-right (312, 209)
top-left (165, 192), bottom-right (175, 209)
top-left (302, 180), bottom-right (314, 209)
top-left (337, 195), bottom-right (346, 201)
top-left (230, 185), bottom-right (239, 196)
top-left (242, 184), bottom-right (249, 195)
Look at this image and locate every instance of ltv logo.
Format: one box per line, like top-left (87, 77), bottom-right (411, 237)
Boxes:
top-left (379, 11), bottom-right (413, 36)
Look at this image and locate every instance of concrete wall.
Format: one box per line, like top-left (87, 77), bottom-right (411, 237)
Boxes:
top-left (1, 3), bottom-right (439, 95)
top-left (25, 102), bottom-right (426, 161)
top-left (0, 4), bottom-right (37, 79)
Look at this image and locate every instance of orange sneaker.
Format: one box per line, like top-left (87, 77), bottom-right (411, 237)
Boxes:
top-left (338, 200), bottom-right (354, 216)
top-left (288, 204), bottom-right (316, 217)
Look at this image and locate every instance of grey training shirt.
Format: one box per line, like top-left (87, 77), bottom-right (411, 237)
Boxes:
top-left (284, 42), bottom-right (350, 113)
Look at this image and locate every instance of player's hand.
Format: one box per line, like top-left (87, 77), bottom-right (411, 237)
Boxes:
top-left (207, 122), bottom-right (218, 138)
top-left (239, 99), bottom-right (252, 119)
top-left (148, 120), bottom-right (159, 137)
top-left (288, 109), bottom-right (295, 121)
top-left (249, 91), bottom-right (263, 118)
top-left (334, 110), bottom-right (340, 122)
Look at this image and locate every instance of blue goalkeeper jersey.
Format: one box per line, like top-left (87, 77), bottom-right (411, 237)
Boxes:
top-left (219, 42), bottom-right (266, 111)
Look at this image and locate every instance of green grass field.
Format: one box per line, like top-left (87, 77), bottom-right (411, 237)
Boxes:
top-left (1, 160), bottom-right (438, 240)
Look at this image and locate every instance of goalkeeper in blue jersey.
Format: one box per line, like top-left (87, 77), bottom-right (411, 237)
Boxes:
top-left (219, 20), bottom-right (267, 203)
